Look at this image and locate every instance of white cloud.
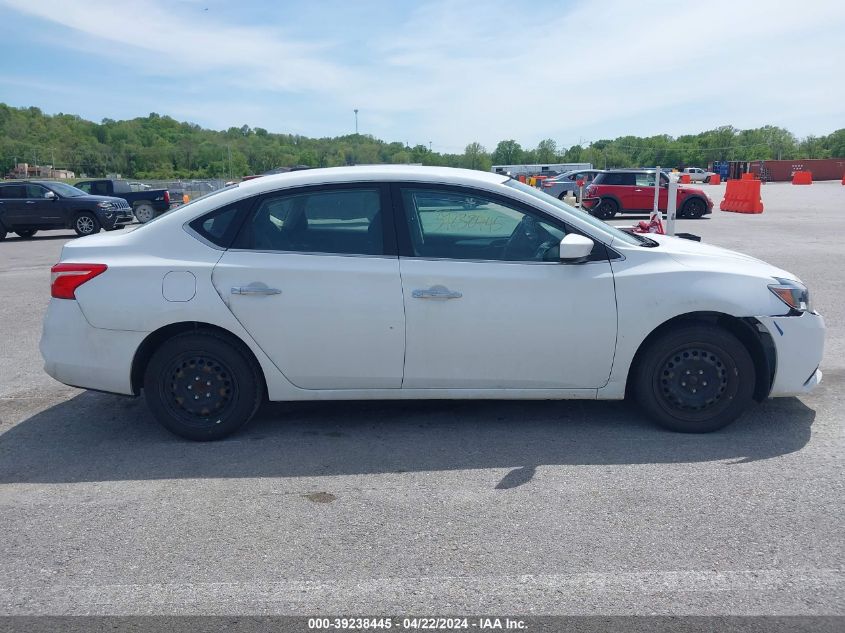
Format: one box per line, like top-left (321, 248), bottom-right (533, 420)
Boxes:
top-left (2, 0), bottom-right (844, 148)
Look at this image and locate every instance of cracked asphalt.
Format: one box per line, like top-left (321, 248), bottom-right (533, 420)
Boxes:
top-left (0, 181), bottom-right (842, 615)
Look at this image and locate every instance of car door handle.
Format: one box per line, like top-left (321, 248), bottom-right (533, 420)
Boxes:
top-left (26, 201), bottom-right (36, 204)
top-left (634, 188), bottom-right (643, 192)
top-left (412, 285), bottom-right (463, 300)
top-left (231, 284), bottom-right (281, 296)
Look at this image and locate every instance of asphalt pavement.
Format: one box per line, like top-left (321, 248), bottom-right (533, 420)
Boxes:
top-left (0, 182), bottom-right (842, 616)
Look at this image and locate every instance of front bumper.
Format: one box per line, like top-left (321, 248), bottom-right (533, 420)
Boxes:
top-left (100, 209), bottom-right (134, 230)
top-left (40, 299), bottom-right (146, 395)
top-left (756, 311), bottom-right (825, 397)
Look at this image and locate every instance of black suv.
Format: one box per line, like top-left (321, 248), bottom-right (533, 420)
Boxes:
top-left (0, 180), bottom-right (134, 240)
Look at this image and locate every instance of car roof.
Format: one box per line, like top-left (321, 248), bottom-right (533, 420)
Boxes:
top-left (234, 165), bottom-right (510, 194)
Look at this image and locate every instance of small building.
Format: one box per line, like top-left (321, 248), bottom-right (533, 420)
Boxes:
top-left (6, 163), bottom-right (75, 180)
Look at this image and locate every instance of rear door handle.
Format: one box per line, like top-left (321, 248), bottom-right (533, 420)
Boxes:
top-left (412, 285), bottom-right (462, 300)
top-left (231, 283), bottom-right (281, 296)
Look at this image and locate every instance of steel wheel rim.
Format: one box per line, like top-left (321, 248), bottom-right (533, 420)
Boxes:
top-left (655, 345), bottom-right (735, 418)
top-left (77, 216), bottom-right (94, 233)
top-left (136, 207), bottom-right (154, 222)
top-left (162, 353), bottom-right (238, 426)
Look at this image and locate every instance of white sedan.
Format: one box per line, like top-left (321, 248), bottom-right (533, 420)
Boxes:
top-left (40, 166), bottom-right (824, 440)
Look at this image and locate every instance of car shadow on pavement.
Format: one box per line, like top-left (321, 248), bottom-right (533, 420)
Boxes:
top-left (0, 391), bottom-right (816, 487)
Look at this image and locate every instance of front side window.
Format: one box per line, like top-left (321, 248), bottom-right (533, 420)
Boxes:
top-left (400, 188), bottom-right (565, 262)
top-left (635, 173), bottom-right (657, 187)
top-left (25, 184), bottom-right (47, 198)
top-left (235, 188), bottom-right (384, 256)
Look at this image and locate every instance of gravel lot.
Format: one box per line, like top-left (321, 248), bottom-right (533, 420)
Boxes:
top-left (0, 181), bottom-right (842, 616)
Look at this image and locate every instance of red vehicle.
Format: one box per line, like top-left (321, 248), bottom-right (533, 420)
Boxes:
top-left (581, 169), bottom-right (713, 219)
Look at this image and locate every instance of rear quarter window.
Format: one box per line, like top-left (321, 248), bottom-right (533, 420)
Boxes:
top-left (188, 201), bottom-right (250, 248)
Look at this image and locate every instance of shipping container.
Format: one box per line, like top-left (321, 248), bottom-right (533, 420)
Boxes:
top-left (748, 159), bottom-right (845, 182)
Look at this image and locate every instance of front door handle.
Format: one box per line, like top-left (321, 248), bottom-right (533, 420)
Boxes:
top-left (412, 285), bottom-right (463, 300)
top-left (231, 283), bottom-right (281, 296)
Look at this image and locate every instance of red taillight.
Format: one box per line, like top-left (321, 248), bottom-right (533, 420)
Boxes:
top-left (50, 263), bottom-right (108, 299)
top-left (164, 190), bottom-right (170, 204)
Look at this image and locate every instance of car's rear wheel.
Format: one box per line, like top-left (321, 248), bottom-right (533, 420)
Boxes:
top-left (15, 229), bottom-right (37, 239)
top-left (74, 212), bottom-right (100, 236)
top-left (143, 331), bottom-right (263, 441)
top-left (634, 324), bottom-right (755, 433)
top-left (594, 198), bottom-right (618, 219)
top-left (704, 176), bottom-right (711, 183)
top-left (134, 204), bottom-right (156, 223)
top-left (682, 198), bottom-right (706, 219)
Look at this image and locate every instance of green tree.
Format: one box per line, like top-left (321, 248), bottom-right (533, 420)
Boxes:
top-left (492, 139), bottom-right (523, 165)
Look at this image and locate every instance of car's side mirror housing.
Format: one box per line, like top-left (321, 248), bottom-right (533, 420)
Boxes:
top-left (44, 191), bottom-right (57, 200)
top-left (559, 234), bottom-right (594, 263)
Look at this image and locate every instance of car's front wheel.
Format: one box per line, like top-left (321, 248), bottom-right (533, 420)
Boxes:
top-left (594, 198), bottom-right (618, 219)
top-left (15, 229), bottom-right (37, 239)
top-left (634, 324), bottom-right (755, 433)
top-left (74, 212), bottom-right (100, 236)
top-left (144, 331), bottom-right (264, 441)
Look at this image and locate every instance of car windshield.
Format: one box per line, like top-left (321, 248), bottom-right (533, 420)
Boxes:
top-left (504, 179), bottom-right (645, 247)
top-left (44, 182), bottom-right (87, 197)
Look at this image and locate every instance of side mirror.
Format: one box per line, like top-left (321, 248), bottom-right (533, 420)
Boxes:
top-left (44, 191), bottom-right (57, 200)
top-left (559, 234), bottom-right (594, 263)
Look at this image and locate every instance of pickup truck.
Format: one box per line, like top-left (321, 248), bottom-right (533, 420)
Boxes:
top-left (74, 179), bottom-right (171, 223)
top-left (681, 167), bottom-right (717, 183)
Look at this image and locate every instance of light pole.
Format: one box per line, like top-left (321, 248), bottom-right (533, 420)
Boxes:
top-left (354, 109), bottom-right (358, 135)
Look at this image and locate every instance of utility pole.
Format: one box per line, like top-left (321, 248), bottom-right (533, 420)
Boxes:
top-left (227, 144), bottom-right (232, 179)
top-left (429, 141), bottom-right (432, 152)
top-left (354, 109), bottom-right (358, 135)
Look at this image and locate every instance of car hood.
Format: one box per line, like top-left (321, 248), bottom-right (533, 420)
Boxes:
top-left (72, 194), bottom-right (127, 204)
top-left (637, 233), bottom-right (798, 282)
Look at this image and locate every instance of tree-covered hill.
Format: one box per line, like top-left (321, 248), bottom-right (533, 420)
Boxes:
top-left (1, 103), bottom-right (842, 179)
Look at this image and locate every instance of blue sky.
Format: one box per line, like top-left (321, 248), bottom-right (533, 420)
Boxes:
top-left (1, 0), bottom-right (843, 153)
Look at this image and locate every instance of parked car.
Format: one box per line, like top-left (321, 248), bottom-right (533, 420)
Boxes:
top-left (541, 169), bottom-right (604, 200)
top-left (40, 166), bottom-right (824, 441)
top-left (682, 167), bottom-right (718, 183)
top-left (0, 180), bottom-right (133, 239)
top-left (581, 169), bottom-right (714, 219)
top-left (74, 179), bottom-right (171, 223)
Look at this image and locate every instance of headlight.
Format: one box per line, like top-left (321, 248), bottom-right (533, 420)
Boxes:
top-left (768, 277), bottom-right (811, 312)
top-left (97, 201), bottom-right (112, 209)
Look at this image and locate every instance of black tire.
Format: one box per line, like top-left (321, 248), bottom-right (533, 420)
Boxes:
top-left (634, 324), bottom-right (755, 433)
top-left (682, 198), bottom-right (706, 219)
top-left (74, 212), bottom-right (100, 236)
top-left (143, 331), bottom-right (263, 441)
top-left (594, 198), bottom-right (618, 219)
top-left (15, 229), bottom-right (37, 239)
top-left (704, 176), bottom-right (711, 183)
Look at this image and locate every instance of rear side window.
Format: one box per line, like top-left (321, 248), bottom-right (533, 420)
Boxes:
top-left (76, 182), bottom-right (92, 193)
top-left (0, 185), bottom-right (24, 199)
top-left (597, 172), bottom-right (635, 186)
top-left (234, 188), bottom-right (385, 256)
